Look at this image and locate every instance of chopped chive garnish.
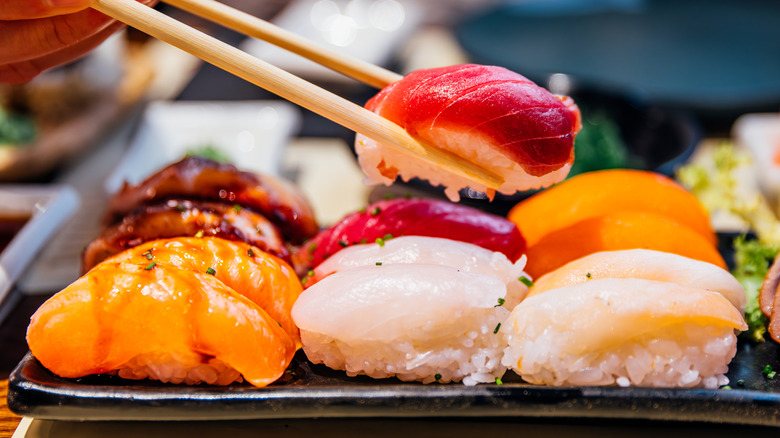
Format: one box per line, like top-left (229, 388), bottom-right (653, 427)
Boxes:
top-left (376, 261), bottom-right (383, 266)
top-left (721, 385), bottom-right (732, 390)
top-left (359, 238), bottom-right (367, 244)
top-left (495, 377), bottom-right (503, 385)
top-left (206, 267), bottom-right (216, 275)
top-left (144, 262), bottom-right (156, 270)
top-left (519, 276), bottom-right (533, 287)
top-left (175, 204), bottom-right (187, 212)
top-left (370, 207), bottom-right (381, 216)
top-left (493, 322), bottom-right (502, 334)
top-left (376, 237), bottom-right (385, 247)
top-left (195, 230), bottom-right (204, 238)
top-left (247, 248), bottom-right (255, 257)
top-left (142, 249), bottom-right (153, 260)
top-left (232, 204), bottom-right (242, 213)
top-left (301, 277), bottom-right (308, 285)
top-left (308, 243), bottom-right (317, 254)
top-left (434, 373), bottom-right (442, 381)
top-left (769, 371), bottom-right (777, 380)
top-left (307, 270), bottom-right (315, 277)
top-left (382, 233), bottom-right (394, 241)
top-left (338, 240), bottom-right (349, 248)
top-left (763, 365), bottom-right (773, 375)
top-left (403, 193), bottom-right (413, 199)
top-left (383, 194), bottom-right (395, 200)
top-left (737, 379), bottom-right (745, 386)
top-left (496, 298), bottom-right (505, 307)
top-left (586, 272), bottom-right (592, 279)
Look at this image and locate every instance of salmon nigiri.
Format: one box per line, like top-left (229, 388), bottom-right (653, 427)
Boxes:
top-left (103, 237), bottom-right (303, 348)
top-left (355, 64), bottom-right (581, 201)
top-left (27, 263), bottom-right (296, 387)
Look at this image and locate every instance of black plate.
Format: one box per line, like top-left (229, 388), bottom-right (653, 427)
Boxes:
top-left (7, 339), bottom-right (780, 426)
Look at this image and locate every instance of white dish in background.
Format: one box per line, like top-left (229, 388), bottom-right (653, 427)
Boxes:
top-left (240, 0), bottom-right (421, 83)
top-left (0, 185), bottom-right (79, 309)
top-left (733, 113), bottom-right (780, 207)
top-left (105, 100), bottom-right (301, 194)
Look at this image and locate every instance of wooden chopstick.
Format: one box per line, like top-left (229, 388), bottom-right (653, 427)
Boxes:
top-left (91, 0), bottom-right (504, 190)
top-left (160, 0), bottom-right (403, 89)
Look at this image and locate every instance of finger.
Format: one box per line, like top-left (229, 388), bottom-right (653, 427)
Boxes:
top-left (0, 20), bottom-right (126, 84)
top-left (0, 0), bottom-right (93, 20)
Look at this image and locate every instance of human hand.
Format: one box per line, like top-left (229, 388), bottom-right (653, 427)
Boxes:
top-left (0, 0), bottom-right (155, 84)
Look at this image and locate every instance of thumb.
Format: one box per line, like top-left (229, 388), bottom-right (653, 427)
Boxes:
top-left (0, 0), bottom-right (94, 20)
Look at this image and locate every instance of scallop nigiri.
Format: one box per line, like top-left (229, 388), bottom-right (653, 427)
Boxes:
top-left (27, 262), bottom-right (296, 387)
top-left (102, 237), bottom-right (303, 347)
top-left (355, 64), bottom-right (581, 201)
top-left (529, 249), bottom-right (746, 311)
top-left (307, 236), bottom-right (530, 309)
top-left (501, 278), bottom-right (747, 388)
top-left (292, 264), bottom-right (510, 385)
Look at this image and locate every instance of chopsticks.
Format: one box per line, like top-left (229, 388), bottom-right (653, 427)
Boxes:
top-left (159, 0), bottom-right (403, 89)
top-left (91, 0), bottom-right (503, 191)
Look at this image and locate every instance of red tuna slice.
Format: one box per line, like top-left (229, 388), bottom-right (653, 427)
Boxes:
top-left (364, 64), bottom-right (581, 179)
top-left (293, 198), bottom-right (526, 273)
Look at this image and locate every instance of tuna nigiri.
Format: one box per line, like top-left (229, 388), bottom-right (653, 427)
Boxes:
top-left (307, 236), bottom-right (529, 309)
top-left (294, 197), bottom-right (526, 273)
top-left (27, 262), bottom-right (296, 387)
top-left (102, 237), bottom-right (303, 347)
top-left (502, 278), bottom-right (747, 388)
top-left (355, 64), bottom-right (581, 201)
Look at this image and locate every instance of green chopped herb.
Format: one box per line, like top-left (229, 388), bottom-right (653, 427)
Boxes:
top-left (359, 238), bottom-right (367, 244)
top-left (496, 298), bottom-right (506, 307)
top-left (493, 322), bottom-right (501, 334)
top-left (370, 207), bottom-right (381, 216)
top-left (142, 250), bottom-right (153, 260)
top-left (184, 144), bottom-right (231, 163)
top-left (382, 233), bottom-right (394, 241)
top-left (403, 193), bottom-right (413, 199)
top-left (277, 321), bottom-right (282, 327)
top-left (763, 365), bottom-right (773, 375)
top-left (586, 272), bottom-right (592, 279)
top-left (206, 267), bottom-right (216, 275)
top-left (232, 204), bottom-right (242, 213)
top-left (721, 385), bottom-right (732, 390)
top-left (495, 377), bottom-right (503, 386)
top-left (144, 262), bottom-right (156, 271)
top-left (434, 373), bottom-right (442, 381)
top-left (383, 194), bottom-right (395, 200)
top-left (357, 207), bottom-right (366, 214)
top-left (376, 262), bottom-right (383, 266)
top-left (737, 379), bottom-right (745, 386)
top-left (519, 276), bottom-right (534, 287)
top-left (376, 237), bottom-right (385, 247)
top-left (338, 240), bottom-right (349, 248)
top-left (308, 243), bottom-right (317, 254)
top-left (301, 276), bottom-right (308, 286)
top-left (247, 248), bottom-right (255, 257)
top-left (175, 204), bottom-right (187, 212)
top-left (769, 371), bottom-right (777, 380)
top-left (307, 270), bottom-right (315, 277)
top-left (195, 230), bottom-right (204, 238)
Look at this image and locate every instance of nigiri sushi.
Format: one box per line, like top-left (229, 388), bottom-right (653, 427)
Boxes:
top-left (307, 236), bottom-right (530, 309)
top-left (529, 249), bottom-right (746, 311)
top-left (102, 237), bottom-right (303, 347)
top-left (355, 64), bottom-right (581, 201)
top-left (27, 262), bottom-right (296, 387)
top-left (292, 264), bottom-right (510, 385)
top-left (294, 197), bottom-right (526, 273)
top-left (501, 278), bottom-right (747, 388)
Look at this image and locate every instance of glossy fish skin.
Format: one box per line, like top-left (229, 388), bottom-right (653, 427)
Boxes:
top-left (366, 64), bottom-right (581, 177)
top-left (81, 200), bottom-right (289, 273)
top-left (294, 198), bottom-right (526, 273)
top-left (26, 262), bottom-right (296, 387)
top-left (104, 157), bottom-right (318, 244)
top-left (103, 237), bottom-right (303, 348)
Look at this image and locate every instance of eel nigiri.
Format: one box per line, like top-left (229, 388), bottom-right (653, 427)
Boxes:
top-left (81, 200), bottom-right (289, 273)
top-left (104, 157), bottom-right (318, 244)
top-left (502, 278), bottom-right (747, 388)
top-left (27, 262), bottom-right (296, 387)
top-left (529, 249), bottom-right (746, 311)
top-left (307, 236), bottom-right (529, 309)
top-left (294, 197), bottom-right (526, 273)
top-left (103, 237), bottom-right (303, 348)
top-left (355, 64), bottom-right (581, 201)
top-left (292, 264), bottom-right (510, 385)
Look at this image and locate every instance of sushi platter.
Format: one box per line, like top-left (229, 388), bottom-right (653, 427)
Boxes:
top-left (5, 0), bottom-right (780, 428)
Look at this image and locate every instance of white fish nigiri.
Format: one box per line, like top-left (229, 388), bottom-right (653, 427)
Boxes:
top-left (292, 264), bottom-right (510, 385)
top-left (529, 249), bottom-right (746, 311)
top-left (308, 236), bottom-right (529, 309)
top-left (502, 278), bottom-right (747, 389)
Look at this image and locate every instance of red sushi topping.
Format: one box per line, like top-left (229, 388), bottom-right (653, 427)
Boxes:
top-left (366, 64), bottom-right (581, 177)
top-left (294, 198), bottom-right (526, 271)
